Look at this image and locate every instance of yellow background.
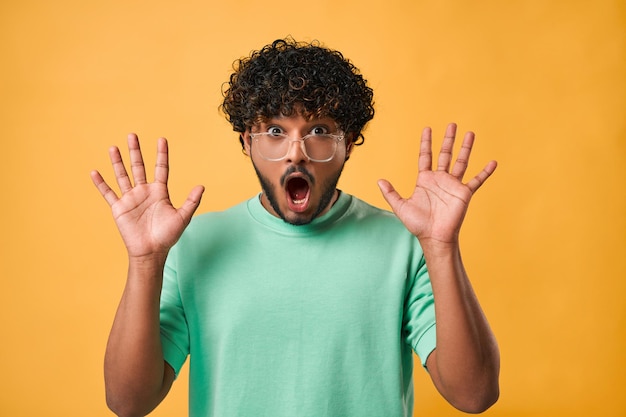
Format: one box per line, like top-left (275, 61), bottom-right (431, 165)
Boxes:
top-left (1, 1), bottom-right (624, 416)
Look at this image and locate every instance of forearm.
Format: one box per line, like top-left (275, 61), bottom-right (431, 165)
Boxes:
top-left (104, 254), bottom-right (172, 417)
top-left (422, 241), bottom-right (500, 413)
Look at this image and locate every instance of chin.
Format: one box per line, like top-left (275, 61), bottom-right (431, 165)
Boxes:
top-left (282, 211), bottom-right (316, 226)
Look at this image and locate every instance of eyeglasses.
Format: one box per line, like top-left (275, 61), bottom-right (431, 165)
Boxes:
top-left (249, 131), bottom-right (345, 162)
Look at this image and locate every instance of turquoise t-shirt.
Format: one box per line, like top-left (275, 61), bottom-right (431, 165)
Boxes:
top-left (160, 192), bottom-right (437, 417)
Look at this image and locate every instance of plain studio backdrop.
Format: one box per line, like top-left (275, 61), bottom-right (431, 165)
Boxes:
top-left (1, 1), bottom-right (624, 416)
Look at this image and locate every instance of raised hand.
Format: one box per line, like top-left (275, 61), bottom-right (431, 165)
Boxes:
top-left (378, 123), bottom-right (496, 245)
top-left (91, 133), bottom-right (204, 258)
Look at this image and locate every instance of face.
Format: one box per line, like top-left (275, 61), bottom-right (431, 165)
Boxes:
top-left (243, 114), bottom-right (353, 225)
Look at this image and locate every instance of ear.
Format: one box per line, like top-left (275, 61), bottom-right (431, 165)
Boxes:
top-left (241, 132), bottom-right (252, 156)
top-left (344, 136), bottom-right (356, 161)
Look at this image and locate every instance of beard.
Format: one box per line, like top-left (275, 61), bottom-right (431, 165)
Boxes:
top-left (252, 162), bottom-right (344, 226)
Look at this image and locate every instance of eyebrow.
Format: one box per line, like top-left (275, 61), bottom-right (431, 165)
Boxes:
top-left (260, 117), bottom-right (338, 128)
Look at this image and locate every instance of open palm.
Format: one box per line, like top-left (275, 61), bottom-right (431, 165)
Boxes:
top-left (91, 134), bottom-right (204, 258)
top-left (378, 124), bottom-right (496, 244)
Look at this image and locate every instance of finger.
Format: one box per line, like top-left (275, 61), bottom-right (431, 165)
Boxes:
top-left (418, 127), bottom-right (433, 172)
top-left (437, 123), bottom-right (457, 172)
top-left (127, 133), bottom-right (147, 185)
top-left (154, 137), bottom-right (169, 184)
top-left (377, 179), bottom-right (404, 213)
top-left (450, 131), bottom-right (475, 180)
top-left (90, 170), bottom-right (119, 206)
top-left (466, 160), bottom-right (498, 194)
top-left (177, 185), bottom-right (205, 226)
top-left (109, 145), bottom-right (132, 193)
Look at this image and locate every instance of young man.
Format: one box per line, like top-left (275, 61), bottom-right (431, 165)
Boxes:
top-left (91, 38), bottom-right (500, 417)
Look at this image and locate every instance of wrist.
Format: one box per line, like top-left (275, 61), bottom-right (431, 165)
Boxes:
top-left (125, 253), bottom-right (168, 292)
top-left (418, 237), bottom-right (461, 259)
top-left (128, 251), bottom-right (169, 271)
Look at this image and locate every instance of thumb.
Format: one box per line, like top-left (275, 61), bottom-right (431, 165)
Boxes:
top-left (178, 185), bottom-right (205, 226)
top-left (377, 179), bottom-right (403, 211)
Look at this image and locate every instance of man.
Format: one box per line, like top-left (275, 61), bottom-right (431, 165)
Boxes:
top-left (91, 38), bottom-right (500, 417)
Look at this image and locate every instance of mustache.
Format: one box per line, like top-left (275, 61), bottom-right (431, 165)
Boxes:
top-left (280, 166), bottom-right (315, 187)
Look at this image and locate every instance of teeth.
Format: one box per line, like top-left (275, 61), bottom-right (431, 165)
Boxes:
top-left (293, 198), bottom-right (306, 205)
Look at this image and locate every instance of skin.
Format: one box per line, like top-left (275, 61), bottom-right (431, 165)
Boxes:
top-left (378, 123), bottom-right (500, 412)
top-left (242, 114), bottom-right (353, 225)
top-left (91, 136), bottom-right (201, 417)
top-left (91, 120), bottom-right (499, 416)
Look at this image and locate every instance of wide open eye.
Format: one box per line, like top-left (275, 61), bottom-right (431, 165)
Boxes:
top-left (310, 126), bottom-right (330, 136)
top-left (267, 126), bottom-right (284, 137)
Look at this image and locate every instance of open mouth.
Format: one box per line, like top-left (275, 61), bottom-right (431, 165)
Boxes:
top-left (286, 176), bottom-right (311, 212)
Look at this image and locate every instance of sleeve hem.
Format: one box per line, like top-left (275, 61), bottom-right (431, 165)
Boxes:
top-left (413, 322), bottom-right (437, 368)
top-left (160, 332), bottom-right (188, 378)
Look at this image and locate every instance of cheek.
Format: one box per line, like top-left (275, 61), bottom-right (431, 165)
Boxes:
top-left (335, 144), bottom-right (350, 165)
top-left (251, 157), bottom-right (281, 183)
top-left (340, 142), bottom-right (354, 161)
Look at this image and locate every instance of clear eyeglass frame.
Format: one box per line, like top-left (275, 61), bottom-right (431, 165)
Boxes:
top-left (249, 132), bottom-right (345, 162)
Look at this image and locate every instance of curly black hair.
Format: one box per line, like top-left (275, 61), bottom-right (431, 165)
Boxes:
top-left (220, 38), bottom-right (375, 149)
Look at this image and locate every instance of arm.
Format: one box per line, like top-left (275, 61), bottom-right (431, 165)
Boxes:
top-left (91, 134), bottom-right (204, 417)
top-left (378, 123), bottom-right (500, 413)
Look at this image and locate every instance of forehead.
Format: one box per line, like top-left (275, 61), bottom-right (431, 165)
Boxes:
top-left (254, 113), bottom-right (339, 129)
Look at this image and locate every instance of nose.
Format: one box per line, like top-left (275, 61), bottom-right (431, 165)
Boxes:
top-left (285, 138), bottom-right (310, 164)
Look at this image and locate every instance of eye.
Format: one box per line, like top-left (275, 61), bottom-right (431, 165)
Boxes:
top-left (267, 126), bottom-right (284, 136)
top-left (310, 126), bottom-right (329, 135)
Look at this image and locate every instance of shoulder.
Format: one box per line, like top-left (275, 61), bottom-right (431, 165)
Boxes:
top-left (344, 194), bottom-right (405, 228)
top-left (190, 199), bottom-right (249, 226)
top-left (331, 194), bottom-right (415, 244)
top-left (176, 199), bottom-right (252, 244)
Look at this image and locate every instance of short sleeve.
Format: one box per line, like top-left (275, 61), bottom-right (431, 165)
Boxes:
top-left (403, 255), bottom-right (437, 368)
top-left (160, 246), bottom-right (190, 376)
